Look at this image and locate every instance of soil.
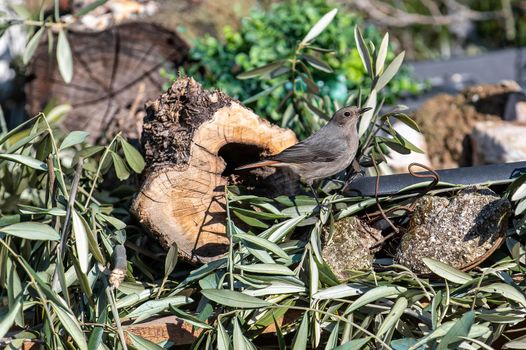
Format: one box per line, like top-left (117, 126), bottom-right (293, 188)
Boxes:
top-left (413, 81), bottom-right (522, 169)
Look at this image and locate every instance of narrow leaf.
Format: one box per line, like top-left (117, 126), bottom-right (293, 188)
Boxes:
top-left (236, 263), bottom-right (295, 276)
top-left (375, 51), bottom-right (405, 91)
top-left (237, 60), bottom-right (286, 80)
top-left (72, 211), bottom-right (90, 273)
top-left (128, 333), bottom-right (164, 350)
top-left (377, 297), bottom-right (407, 337)
top-left (345, 286), bottom-right (406, 314)
top-left (423, 258), bottom-right (472, 284)
top-left (59, 131), bottom-right (89, 150)
top-left (0, 294), bottom-right (22, 339)
top-left (301, 8), bottom-right (338, 44)
top-left (23, 26), bottom-right (45, 64)
top-left (292, 313), bottom-right (309, 350)
top-left (354, 27), bottom-right (373, 77)
top-left (201, 289), bottom-right (270, 309)
top-left (301, 54), bottom-right (333, 73)
top-left (376, 33), bottom-right (389, 75)
top-left (111, 152), bottom-right (130, 180)
top-left (479, 283), bottom-right (526, 307)
top-left (120, 138), bottom-right (145, 173)
top-left (164, 243), bottom-right (179, 277)
top-left (357, 89), bottom-right (377, 137)
top-left (436, 311), bottom-right (475, 350)
top-left (235, 233), bottom-right (289, 259)
top-left (0, 153), bottom-right (47, 171)
top-left (52, 303), bottom-right (88, 350)
top-left (57, 29), bottom-right (73, 83)
top-left (1, 222), bottom-right (59, 240)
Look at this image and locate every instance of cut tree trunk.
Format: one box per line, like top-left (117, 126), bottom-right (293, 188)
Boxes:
top-left (25, 22), bottom-right (188, 143)
top-left (132, 77), bottom-right (298, 262)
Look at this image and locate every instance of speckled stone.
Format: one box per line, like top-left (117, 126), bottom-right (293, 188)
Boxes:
top-left (395, 187), bottom-right (511, 274)
top-left (322, 217), bottom-right (382, 280)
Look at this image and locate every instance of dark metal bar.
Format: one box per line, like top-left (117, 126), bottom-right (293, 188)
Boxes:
top-left (344, 161), bottom-right (526, 197)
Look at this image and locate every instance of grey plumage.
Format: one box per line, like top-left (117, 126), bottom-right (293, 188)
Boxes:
top-left (236, 105), bottom-right (369, 186)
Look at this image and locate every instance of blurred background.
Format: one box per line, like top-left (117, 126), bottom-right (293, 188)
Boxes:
top-left (1, 0), bottom-right (526, 173)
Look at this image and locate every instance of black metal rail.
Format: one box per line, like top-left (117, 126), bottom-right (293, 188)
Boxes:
top-left (344, 161), bottom-right (526, 197)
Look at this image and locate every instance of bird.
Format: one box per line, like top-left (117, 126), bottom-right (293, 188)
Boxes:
top-left (235, 105), bottom-right (371, 203)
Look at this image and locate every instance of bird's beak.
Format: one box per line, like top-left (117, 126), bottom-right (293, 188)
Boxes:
top-left (359, 107), bottom-right (372, 114)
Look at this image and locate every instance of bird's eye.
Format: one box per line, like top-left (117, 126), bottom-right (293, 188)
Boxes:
top-left (344, 112), bottom-right (351, 117)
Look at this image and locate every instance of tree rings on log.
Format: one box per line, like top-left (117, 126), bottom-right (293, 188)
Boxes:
top-left (132, 77), bottom-right (298, 262)
top-left (25, 22), bottom-right (188, 142)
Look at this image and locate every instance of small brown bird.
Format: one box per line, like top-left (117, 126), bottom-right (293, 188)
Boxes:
top-left (236, 106), bottom-right (370, 202)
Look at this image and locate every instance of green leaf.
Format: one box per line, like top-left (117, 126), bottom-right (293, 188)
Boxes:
top-left (301, 8), bottom-right (338, 45)
top-left (325, 322), bottom-right (339, 350)
top-left (0, 294), bottom-right (22, 339)
top-left (377, 297), bottom-right (407, 337)
top-left (377, 136), bottom-right (411, 155)
top-left (292, 313), bottom-right (309, 350)
top-left (0, 222), bottom-right (59, 240)
top-left (357, 89), bottom-right (377, 137)
top-left (164, 243), bottom-right (178, 277)
top-left (333, 338), bottom-right (371, 350)
top-left (511, 182), bottom-right (526, 201)
top-left (504, 335), bottom-right (526, 349)
top-left (201, 289), bottom-right (271, 309)
top-left (236, 60), bottom-right (286, 80)
top-left (120, 138), bottom-right (145, 173)
top-left (217, 320), bottom-right (230, 349)
top-left (232, 318), bottom-right (246, 350)
top-left (391, 113), bottom-right (420, 132)
top-left (18, 205), bottom-right (66, 216)
top-left (170, 307), bottom-right (213, 329)
top-left (110, 151), bottom-right (130, 180)
top-left (0, 153), bottom-right (47, 171)
top-left (345, 286), bottom-right (407, 314)
top-left (126, 296), bottom-right (193, 321)
top-left (6, 258), bottom-right (23, 327)
top-left (479, 283), bottom-right (526, 307)
top-left (236, 264), bottom-right (295, 276)
top-left (375, 51), bottom-right (405, 91)
top-left (234, 233), bottom-right (289, 259)
top-left (273, 316), bottom-right (286, 350)
top-left (71, 211), bottom-right (90, 273)
top-left (436, 311), bottom-right (475, 350)
top-left (51, 303), bottom-right (88, 350)
top-left (423, 258), bottom-right (473, 284)
top-left (301, 54), bottom-right (333, 73)
top-left (23, 26), bottom-right (45, 64)
top-left (376, 33), bottom-right (389, 75)
top-left (128, 333), bottom-right (164, 350)
top-left (354, 26), bottom-right (373, 78)
top-left (75, 0), bottom-right (107, 16)
top-left (57, 29), bottom-right (73, 83)
top-left (59, 131), bottom-right (89, 150)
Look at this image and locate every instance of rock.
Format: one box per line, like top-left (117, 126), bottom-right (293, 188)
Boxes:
top-left (322, 217), bottom-right (382, 280)
top-left (386, 121), bottom-right (432, 173)
top-left (471, 121), bottom-right (526, 164)
top-left (414, 81), bottom-right (522, 169)
top-left (395, 187), bottom-right (510, 274)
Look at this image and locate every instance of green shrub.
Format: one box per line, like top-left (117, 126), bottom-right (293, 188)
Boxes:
top-left (184, 0), bottom-right (422, 137)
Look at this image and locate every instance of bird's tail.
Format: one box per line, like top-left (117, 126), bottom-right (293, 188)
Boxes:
top-left (235, 160), bottom-right (281, 170)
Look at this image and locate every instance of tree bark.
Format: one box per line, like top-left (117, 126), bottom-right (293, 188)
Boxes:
top-left (132, 77), bottom-right (298, 262)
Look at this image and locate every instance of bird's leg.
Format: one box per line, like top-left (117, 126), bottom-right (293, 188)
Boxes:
top-left (308, 184), bottom-right (328, 211)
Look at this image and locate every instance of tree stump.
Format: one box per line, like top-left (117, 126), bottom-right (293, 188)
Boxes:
top-left (25, 22), bottom-right (188, 142)
top-left (132, 77), bottom-right (298, 262)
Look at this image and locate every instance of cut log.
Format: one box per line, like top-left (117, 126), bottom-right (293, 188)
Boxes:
top-left (132, 77), bottom-right (298, 262)
top-left (25, 22), bottom-right (189, 142)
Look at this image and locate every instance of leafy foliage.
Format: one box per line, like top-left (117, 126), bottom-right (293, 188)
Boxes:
top-left (179, 0), bottom-right (423, 138)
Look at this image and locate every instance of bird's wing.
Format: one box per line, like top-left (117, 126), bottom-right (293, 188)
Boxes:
top-left (270, 133), bottom-right (341, 164)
